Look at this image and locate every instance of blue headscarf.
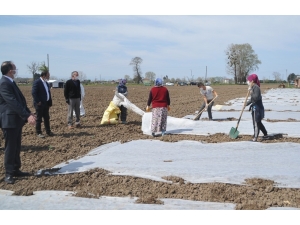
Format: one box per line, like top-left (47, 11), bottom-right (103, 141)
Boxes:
top-left (119, 79), bottom-right (127, 86)
top-left (155, 78), bottom-right (163, 86)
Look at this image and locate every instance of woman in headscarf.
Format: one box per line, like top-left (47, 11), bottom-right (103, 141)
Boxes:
top-left (246, 74), bottom-right (268, 141)
top-left (146, 78), bottom-right (170, 137)
top-left (116, 79), bottom-right (128, 124)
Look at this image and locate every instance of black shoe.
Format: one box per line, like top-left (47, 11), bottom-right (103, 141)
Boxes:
top-left (14, 170), bottom-right (30, 177)
top-left (5, 175), bottom-right (15, 184)
top-left (46, 132), bottom-right (54, 136)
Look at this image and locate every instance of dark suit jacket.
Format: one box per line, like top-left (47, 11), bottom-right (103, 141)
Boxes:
top-left (32, 78), bottom-right (52, 107)
top-left (0, 76), bottom-right (31, 128)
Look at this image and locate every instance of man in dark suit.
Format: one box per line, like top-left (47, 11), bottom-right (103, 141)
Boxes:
top-left (32, 71), bottom-right (53, 138)
top-left (0, 61), bottom-right (36, 184)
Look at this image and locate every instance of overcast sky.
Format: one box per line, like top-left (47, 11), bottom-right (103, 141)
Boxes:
top-left (1, 1), bottom-right (299, 82)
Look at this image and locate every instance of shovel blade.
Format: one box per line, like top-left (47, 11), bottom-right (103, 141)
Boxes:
top-left (229, 127), bottom-right (239, 139)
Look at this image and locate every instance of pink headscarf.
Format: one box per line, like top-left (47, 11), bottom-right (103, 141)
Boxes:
top-left (247, 74), bottom-right (260, 87)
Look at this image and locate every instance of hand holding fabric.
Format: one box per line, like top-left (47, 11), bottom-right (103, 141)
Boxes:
top-left (146, 106), bottom-right (151, 112)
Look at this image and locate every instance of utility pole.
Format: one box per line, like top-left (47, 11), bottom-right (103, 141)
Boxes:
top-left (205, 66), bottom-right (207, 83)
top-left (286, 69), bottom-right (289, 87)
top-left (47, 54), bottom-right (49, 71)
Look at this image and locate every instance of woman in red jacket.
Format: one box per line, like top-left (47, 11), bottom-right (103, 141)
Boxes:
top-left (146, 78), bottom-right (170, 137)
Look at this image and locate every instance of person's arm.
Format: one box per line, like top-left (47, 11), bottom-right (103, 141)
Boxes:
top-left (147, 90), bottom-right (152, 107)
top-left (64, 81), bottom-right (70, 104)
top-left (123, 86), bottom-right (128, 96)
top-left (78, 80), bottom-right (81, 101)
top-left (0, 81), bottom-right (31, 121)
top-left (166, 90), bottom-right (170, 106)
top-left (64, 80), bottom-right (68, 99)
top-left (203, 96), bottom-right (208, 105)
top-left (32, 80), bottom-right (41, 106)
top-left (212, 90), bottom-right (218, 97)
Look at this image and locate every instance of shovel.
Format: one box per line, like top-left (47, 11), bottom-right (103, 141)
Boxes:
top-left (193, 96), bottom-right (218, 120)
top-left (229, 89), bottom-right (250, 139)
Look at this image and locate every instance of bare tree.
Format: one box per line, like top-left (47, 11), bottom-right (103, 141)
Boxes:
top-left (145, 71), bottom-right (156, 81)
top-left (129, 57), bottom-right (143, 84)
top-left (273, 72), bottom-right (282, 83)
top-left (27, 61), bottom-right (40, 79)
top-left (78, 71), bottom-right (87, 81)
top-left (226, 43), bottom-right (261, 84)
top-left (124, 75), bottom-right (131, 82)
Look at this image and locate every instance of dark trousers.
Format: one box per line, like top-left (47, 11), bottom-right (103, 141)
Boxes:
top-left (119, 105), bottom-right (127, 122)
top-left (198, 100), bottom-right (214, 120)
top-left (35, 104), bottom-right (51, 134)
top-left (2, 127), bottom-right (22, 176)
top-left (252, 111), bottom-right (268, 138)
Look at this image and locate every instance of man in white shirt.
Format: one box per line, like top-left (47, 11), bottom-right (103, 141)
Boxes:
top-left (32, 71), bottom-right (53, 138)
top-left (196, 82), bottom-right (218, 120)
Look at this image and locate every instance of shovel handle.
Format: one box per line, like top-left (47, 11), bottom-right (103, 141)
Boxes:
top-left (235, 89), bottom-right (250, 130)
top-left (193, 95), bottom-right (218, 120)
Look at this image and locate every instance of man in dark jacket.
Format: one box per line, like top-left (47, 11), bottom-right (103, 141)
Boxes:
top-left (32, 71), bottom-right (53, 138)
top-left (0, 61), bottom-right (36, 184)
top-left (64, 71), bottom-right (81, 128)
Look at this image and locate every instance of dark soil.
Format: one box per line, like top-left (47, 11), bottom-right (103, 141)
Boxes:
top-left (1, 83), bottom-right (300, 210)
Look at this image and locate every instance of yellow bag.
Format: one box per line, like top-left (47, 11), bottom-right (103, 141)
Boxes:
top-left (100, 101), bottom-right (121, 125)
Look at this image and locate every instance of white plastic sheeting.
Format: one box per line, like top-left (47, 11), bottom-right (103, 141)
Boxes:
top-left (54, 140), bottom-right (300, 188)
top-left (113, 93), bottom-right (144, 116)
top-left (0, 190), bottom-right (235, 210)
